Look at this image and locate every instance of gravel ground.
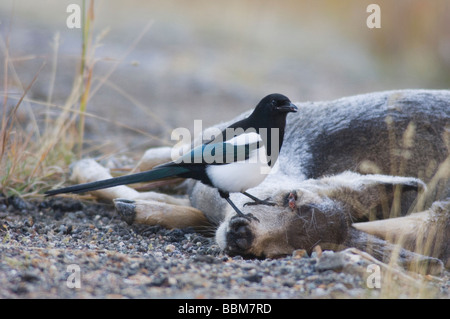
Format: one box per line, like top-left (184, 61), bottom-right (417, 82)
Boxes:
top-left (0, 194), bottom-right (449, 299)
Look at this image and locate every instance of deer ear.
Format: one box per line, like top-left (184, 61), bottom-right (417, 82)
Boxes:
top-left (322, 172), bottom-right (426, 221)
top-left (369, 175), bottom-right (426, 219)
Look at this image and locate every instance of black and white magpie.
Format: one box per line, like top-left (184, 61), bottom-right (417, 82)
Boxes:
top-left (45, 93), bottom-right (298, 219)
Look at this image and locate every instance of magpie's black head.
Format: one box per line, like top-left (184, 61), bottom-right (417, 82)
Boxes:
top-left (253, 93), bottom-right (298, 119)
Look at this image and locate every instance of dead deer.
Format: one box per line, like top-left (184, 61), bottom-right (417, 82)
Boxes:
top-left (63, 89), bottom-right (449, 274)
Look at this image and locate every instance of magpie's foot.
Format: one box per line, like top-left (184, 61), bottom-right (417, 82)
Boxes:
top-left (244, 197), bottom-right (276, 207)
top-left (241, 213), bottom-right (260, 223)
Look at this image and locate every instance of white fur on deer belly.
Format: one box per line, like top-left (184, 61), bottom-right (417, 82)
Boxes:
top-left (206, 147), bottom-right (270, 193)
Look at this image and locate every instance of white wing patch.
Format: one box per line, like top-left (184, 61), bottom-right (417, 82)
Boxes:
top-left (225, 132), bottom-right (262, 146)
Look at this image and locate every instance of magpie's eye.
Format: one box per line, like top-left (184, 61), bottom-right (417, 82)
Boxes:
top-left (271, 100), bottom-right (277, 107)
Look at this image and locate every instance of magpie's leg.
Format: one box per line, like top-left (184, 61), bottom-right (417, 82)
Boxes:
top-left (241, 192), bottom-right (276, 207)
top-left (218, 190), bottom-right (259, 222)
top-left (223, 197), bottom-right (245, 217)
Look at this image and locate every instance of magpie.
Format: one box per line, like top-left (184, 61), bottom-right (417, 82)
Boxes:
top-left (45, 93), bottom-right (298, 220)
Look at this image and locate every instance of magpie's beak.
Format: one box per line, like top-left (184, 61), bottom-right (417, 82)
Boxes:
top-left (277, 102), bottom-right (298, 113)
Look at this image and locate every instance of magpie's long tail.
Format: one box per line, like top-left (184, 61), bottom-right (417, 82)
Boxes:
top-left (45, 164), bottom-right (189, 196)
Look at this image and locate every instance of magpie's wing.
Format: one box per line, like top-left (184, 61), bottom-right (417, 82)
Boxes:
top-left (173, 132), bottom-right (262, 165)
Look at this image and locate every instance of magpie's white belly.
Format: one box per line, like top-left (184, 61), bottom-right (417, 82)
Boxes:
top-left (206, 147), bottom-right (270, 193)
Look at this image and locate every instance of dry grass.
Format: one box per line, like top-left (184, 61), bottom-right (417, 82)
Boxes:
top-left (368, 123), bottom-right (449, 298)
top-left (0, 2), bottom-right (87, 197)
top-left (0, 1), bottom-right (156, 197)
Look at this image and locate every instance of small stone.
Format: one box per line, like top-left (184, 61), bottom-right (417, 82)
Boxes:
top-left (9, 196), bottom-right (30, 211)
top-left (165, 244), bottom-right (176, 253)
top-left (292, 249), bottom-right (308, 259)
top-left (168, 277), bottom-right (177, 285)
top-left (20, 272), bottom-right (40, 283)
top-left (313, 245), bottom-right (323, 258)
top-left (312, 287), bottom-right (327, 297)
top-left (244, 274), bottom-right (262, 283)
top-left (316, 252), bottom-right (345, 273)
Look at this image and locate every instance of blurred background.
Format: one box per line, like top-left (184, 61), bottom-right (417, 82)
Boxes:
top-left (1, 0), bottom-right (449, 156)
